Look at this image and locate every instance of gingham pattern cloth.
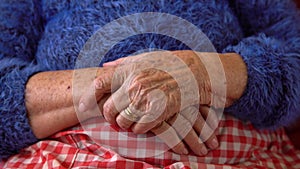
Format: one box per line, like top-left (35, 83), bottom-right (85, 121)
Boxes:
top-left (1, 115), bottom-right (300, 169)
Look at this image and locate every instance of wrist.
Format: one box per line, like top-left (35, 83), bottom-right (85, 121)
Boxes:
top-left (175, 51), bottom-right (247, 108)
top-left (218, 53), bottom-right (248, 107)
top-left (25, 70), bottom-right (77, 138)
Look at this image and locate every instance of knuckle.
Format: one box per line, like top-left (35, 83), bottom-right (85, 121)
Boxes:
top-left (103, 102), bottom-right (115, 115)
top-left (103, 101), bottom-right (111, 111)
top-left (131, 81), bottom-right (148, 95)
top-left (94, 78), bottom-right (104, 89)
top-left (132, 80), bottom-right (143, 88)
top-left (128, 80), bottom-right (143, 95)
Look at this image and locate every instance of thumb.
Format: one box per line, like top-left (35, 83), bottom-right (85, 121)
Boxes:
top-left (78, 67), bottom-right (123, 113)
top-left (103, 57), bottom-right (126, 67)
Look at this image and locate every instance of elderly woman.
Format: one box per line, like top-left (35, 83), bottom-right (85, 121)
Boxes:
top-left (0, 0), bottom-right (299, 163)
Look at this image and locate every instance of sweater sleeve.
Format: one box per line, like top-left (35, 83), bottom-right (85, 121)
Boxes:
top-left (0, 0), bottom-right (45, 159)
top-left (224, 0), bottom-right (300, 129)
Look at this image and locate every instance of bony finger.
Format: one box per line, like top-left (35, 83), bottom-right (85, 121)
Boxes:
top-left (205, 133), bottom-right (219, 150)
top-left (78, 67), bottom-right (115, 113)
top-left (103, 52), bottom-right (151, 67)
top-left (103, 84), bottom-right (131, 125)
top-left (78, 82), bottom-right (105, 113)
top-left (103, 57), bottom-right (126, 67)
top-left (172, 106), bottom-right (217, 152)
top-left (116, 106), bottom-right (139, 130)
top-left (184, 129), bottom-right (208, 156)
top-left (151, 122), bottom-right (189, 155)
top-left (97, 94), bottom-right (111, 115)
top-left (102, 96), bottom-right (119, 125)
top-left (197, 106), bottom-right (219, 149)
top-left (77, 93), bottom-right (111, 120)
top-left (116, 115), bottom-right (134, 130)
top-left (199, 106), bottom-right (221, 149)
top-left (131, 93), bottom-right (167, 134)
top-left (194, 115), bottom-right (215, 141)
top-left (179, 106), bottom-right (215, 142)
top-left (78, 83), bottom-right (101, 113)
top-left (131, 113), bottom-right (161, 134)
top-left (199, 106), bottom-right (220, 131)
top-left (166, 112), bottom-right (208, 156)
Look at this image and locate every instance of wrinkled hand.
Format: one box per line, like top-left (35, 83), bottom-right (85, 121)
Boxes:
top-left (150, 105), bottom-right (220, 155)
top-left (78, 50), bottom-right (230, 155)
top-left (95, 94), bottom-right (219, 155)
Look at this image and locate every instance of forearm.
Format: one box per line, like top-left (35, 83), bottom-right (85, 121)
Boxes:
top-left (25, 67), bottom-right (111, 139)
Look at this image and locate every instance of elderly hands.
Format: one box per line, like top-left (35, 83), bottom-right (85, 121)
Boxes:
top-left (78, 50), bottom-right (247, 156)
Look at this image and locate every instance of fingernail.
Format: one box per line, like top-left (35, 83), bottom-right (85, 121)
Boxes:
top-left (210, 138), bottom-right (219, 149)
top-left (78, 102), bottom-right (86, 112)
top-left (200, 146), bottom-right (208, 155)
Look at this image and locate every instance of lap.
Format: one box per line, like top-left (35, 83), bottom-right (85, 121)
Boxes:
top-left (2, 115), bottom-right (300, 169)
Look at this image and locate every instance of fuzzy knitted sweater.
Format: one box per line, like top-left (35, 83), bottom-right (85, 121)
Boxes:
top-left (0, 0), bottom-right (299, 159)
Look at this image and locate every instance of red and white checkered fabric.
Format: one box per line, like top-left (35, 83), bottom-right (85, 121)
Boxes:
top-left (1, 115), bottom-right (300, 169)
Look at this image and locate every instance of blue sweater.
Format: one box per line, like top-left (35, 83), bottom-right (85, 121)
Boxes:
top-left (0, 0), bottom-right (299, 159)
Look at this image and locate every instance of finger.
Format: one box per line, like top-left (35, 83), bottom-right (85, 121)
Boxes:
top-left (103, 57), bottom-right (126, 67)
top-left (194, 106), bottom-right (219, 149)
top-left (76, 93), bottom-right (111, 121)
top-left (203, 131), bottom-right (219, 150)
top-left (103, 52), bottom-right (150, 67)
top-left (131, 113), bottom-right (161, 134)
top-left (78, 67), bottom-right (116, 113)
top-left (200, 106), bottom-right (220, 131)
top-left (186, 107), bottom-right (214, 141)
top-left (104, 67), bottom-right (159, 127)
top-left (167, 112), bottom-right (208, 156)
top-left (151, 122), bottom-right (189, 155)
top-left (194, 115), bottom-right (219, 150)
top-left (116, 105), bottom-right (140, 130)
top-left (102, 84), bottom-right (131, 125)
top-left (130, 88), bottom-right (168, 134)
top-left (97, 94), bottom-right (111, 115)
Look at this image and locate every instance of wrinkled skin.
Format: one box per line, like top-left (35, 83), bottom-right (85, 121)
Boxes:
top-left (78, 50), bottom-right (248, 155)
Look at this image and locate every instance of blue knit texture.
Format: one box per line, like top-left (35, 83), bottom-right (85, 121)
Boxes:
top-left (224, 0), bottom-right (300, 129)
top-left (224, 34), bottom-right (300, 129)
top-left (0, 0), bottom-right (299, 159)
top-left (36, 0), bottom-right (242, 69)
top-left (0, 0), bottom-right (44, 159)
top-left (0, 58), bottom-right (45, 159)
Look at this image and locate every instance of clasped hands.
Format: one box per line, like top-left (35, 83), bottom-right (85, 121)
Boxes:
top-left (78, 50), bottom-right (237, 156)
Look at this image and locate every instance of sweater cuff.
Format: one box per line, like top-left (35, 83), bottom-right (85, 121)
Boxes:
top-left (0, 60), bottom-right (45, 159)
top-left (223, 34), bottom-right (300, 129)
